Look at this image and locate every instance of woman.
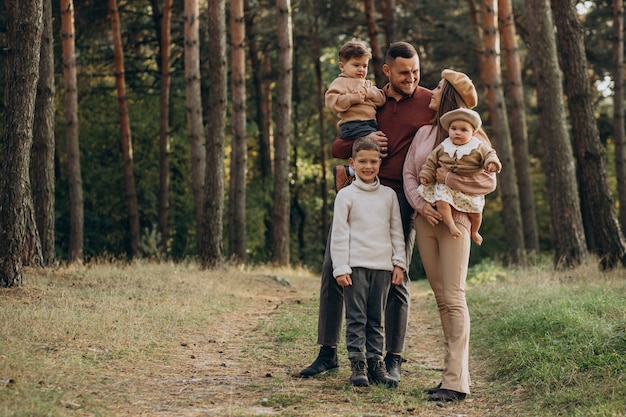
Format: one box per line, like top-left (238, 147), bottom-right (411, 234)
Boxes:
top-left (403, 69), bottom-right (497, 402)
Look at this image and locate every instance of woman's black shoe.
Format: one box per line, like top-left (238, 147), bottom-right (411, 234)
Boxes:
top-left (423, 382), bottom-right (441, 395)
top-left (427, 388), bottom-right (467, 402)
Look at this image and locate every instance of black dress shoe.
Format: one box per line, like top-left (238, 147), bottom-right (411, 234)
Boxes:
top-left (428, 388), bottom-right (467, 402)
top-left (423, 382), bottom-right (441, 395)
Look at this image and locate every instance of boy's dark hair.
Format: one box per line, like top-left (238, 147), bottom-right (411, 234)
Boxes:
top-left (338, 41), bottom-right (371, 62)
top-left (352, 137), bottom-right (380, 158)
top-left (385, 41), bottom-right (418, 64)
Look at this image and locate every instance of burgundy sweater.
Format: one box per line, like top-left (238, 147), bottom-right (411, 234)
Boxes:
top-left (331, 84), bottom-right (435, 192)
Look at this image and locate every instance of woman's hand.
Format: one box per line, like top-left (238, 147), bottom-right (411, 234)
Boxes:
top-left (422, 204), bottom-right (442, 226)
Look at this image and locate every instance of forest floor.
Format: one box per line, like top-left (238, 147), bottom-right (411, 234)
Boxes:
top-left (102, 272), bottom-right (512, 417)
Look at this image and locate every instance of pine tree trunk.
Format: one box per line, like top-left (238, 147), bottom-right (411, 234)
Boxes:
top-left (612, 0), bottom-right (626, 232)
top-left (184, 0), bottom-right (207, 255)
top-left (109, 0), bottom-right (141, 258)
top-left (381, 0), bottom-right (396, 43)
top-left (31, 0), bottom-right (55, 267)
top-left (155, 0), bottom-right (173, 255)
top-left (551, 0), bottom-right (626, 269)
top-left (498, 0), bottom-right (539, 253)
top-left (0, 0), bottom-right (43, 286)
top-left (363, 0), bottom-right (385, 87)
top-left (60, 0), bottom-right (84, 264)
top-left (523, 0), bottom-right (588, 268)
top-left (199, 0), bottom-right (226, 268)
top-left (271, 0), bottom-right (293, 265)
top-left (481, 0), bottom-right (526, 264)
top-left (229, 0), bottom-right (247, 262)
top-left (311, 1), bottom-right (329, 238)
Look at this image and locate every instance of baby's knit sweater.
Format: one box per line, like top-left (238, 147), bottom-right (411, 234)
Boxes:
top-left (330, 175), bottom-right (407, 278)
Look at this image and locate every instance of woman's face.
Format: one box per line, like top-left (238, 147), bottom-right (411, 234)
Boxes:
top-left (429, 79), bottom-right (444, 111)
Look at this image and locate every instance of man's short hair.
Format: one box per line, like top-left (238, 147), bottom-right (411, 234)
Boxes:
top-left (385, 41), bottom-right (418, 64)
top-left (352, 137), bottom-right (380, 157)
top-left (338, 41), bottom-right (371, 62)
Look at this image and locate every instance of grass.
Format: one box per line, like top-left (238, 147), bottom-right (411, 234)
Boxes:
top-left (470, 260), bottom-right (626, 416)
top-left (0, 259), bottom-right (624, 416)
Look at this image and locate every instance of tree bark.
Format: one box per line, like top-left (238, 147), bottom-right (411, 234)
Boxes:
top-left (60, 0), bottom-right (84, 264)
top-left (184, 0), bottom-right (207, 254)
top-left (612, 0), bottom-right (626, 232)
top-left (154, 0), bottom-right (173, 255)
top-left (245, 0), bottom-right (273, 179)
top-left (229, 0), bottom-right (247, 262)
top-left (0, 0), bottom-right (43, 286)
top-left (523, 0), bottom-right (588, 268)
top-left (551, 0), bottom-right (626, 269)
top-left (199, 0), bottom-right (226, 268)
top-left (271, 0), bottom-right (293, 265)
top-left (498, 0), bottom-right (538, 253)
top-left (109, 0), bottom-right (141, 258)
top-left (363, 0), bottom-right (385, 87)
top-left (310, 0), bottom-right (329, 238)
top-left (481, 0), bottom-right (526, 264)
top-left (31, 0), bottom-right (54, 267)
top-left (381, 0), bottom-right (396, 44)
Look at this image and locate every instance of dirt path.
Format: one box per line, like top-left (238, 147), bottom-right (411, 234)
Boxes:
top-left (112, 275), bottom-right (511, 416)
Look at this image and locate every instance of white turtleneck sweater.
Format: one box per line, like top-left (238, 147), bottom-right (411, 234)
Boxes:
top-left (330, 174), bottom-right (407, 278)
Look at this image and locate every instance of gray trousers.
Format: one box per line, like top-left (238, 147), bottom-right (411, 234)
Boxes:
top-left (345, 267), bottom-right (391, 358)
top-left (317, 191), bottom-right (414, 353)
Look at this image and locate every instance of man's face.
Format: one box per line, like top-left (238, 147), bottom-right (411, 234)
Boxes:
top-left (383, 56), bottom-right (420, 98)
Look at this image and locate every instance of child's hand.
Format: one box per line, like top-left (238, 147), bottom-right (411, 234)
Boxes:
top-left (335, 274), bottom-right (352, 287)
top-left (419, 177), bottom-right (429, 185)
top-left (486, 162), bottom-right (499, 173)
top-left (391, 266), bottom-right (404, 286)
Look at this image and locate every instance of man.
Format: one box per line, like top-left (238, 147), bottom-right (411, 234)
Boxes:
top-left (300, 41), bottom-right (436, 382)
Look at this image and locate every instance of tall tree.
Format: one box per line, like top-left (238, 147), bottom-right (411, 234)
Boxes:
top-left (229, 0), bottom-right (247, 261)
top-left (109, 0), bottom-right (141, 258)
top-left (245, 0), bottom-right (275, 255)
top-left (60, 0), bottom-right (84, 264)
top-left (363, 0), bottom-right (385, 87)
top-left (183, 0), bottom-right (206, 253)
top-left (31, 0), bottom-right (55, 266)
top-left (551, 0), bottom-right (626, 269)
top-left (199, 0), bottom-right (226, 268)
top-left (152, 0), bottom-right (173, 254)
top-left (523, 0), bottom-right (588, 268)
top-left (498, 0), bottom-right (538, 252)
top-left (481, 0), bottom-right (526, 264)
top-left (381, 0), bottom-right (396, 44)
top-left (271, 0), bottom-right (293, 265)
top-left (310, 0), bottom-right (329, 237)
top-left (0, 0), bottom-right (43, 286)
top-left (612, 0), bottom-right (626, 231)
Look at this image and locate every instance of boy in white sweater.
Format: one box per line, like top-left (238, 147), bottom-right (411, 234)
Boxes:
top-left (331, 137), bottom-right (407, 387)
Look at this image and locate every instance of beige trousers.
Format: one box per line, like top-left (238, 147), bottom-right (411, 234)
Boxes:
top-left (415, 215), bottom-right (471, 394)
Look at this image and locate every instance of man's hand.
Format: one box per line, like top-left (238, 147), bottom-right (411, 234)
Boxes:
top-left (364, 131), bottom-right (388, 157)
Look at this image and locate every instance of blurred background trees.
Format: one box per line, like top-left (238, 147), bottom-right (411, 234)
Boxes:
top-left (1, 0), bottom-right (625, 282)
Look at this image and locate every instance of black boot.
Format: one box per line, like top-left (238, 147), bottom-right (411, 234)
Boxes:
top-left (384, 352), bottom-right (403, 382)
top-left (367, 357), bottom-right (398, 388)
top-left (299, 346), bottom-right (339, 378)
top-left (349, 358), bottom-right (369, 387)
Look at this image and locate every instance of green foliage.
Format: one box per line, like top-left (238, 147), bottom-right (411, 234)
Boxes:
top-left (2, 0), bottom-right (618, 268)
